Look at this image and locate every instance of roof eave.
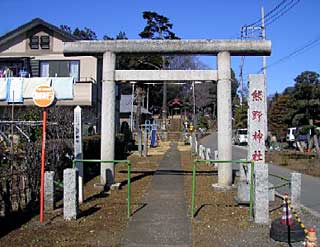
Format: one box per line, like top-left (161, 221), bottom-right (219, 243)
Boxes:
top-left (0, 18), bottom-right (79, 47)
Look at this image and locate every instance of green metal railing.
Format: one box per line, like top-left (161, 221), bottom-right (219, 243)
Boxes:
top-left (191, 159), bottom-right (255, 220)
top-left (269, 173), bottom-right (291, 190)
top-left (54, 180), bottom-right (64, 189)
top-left (72, 159), bottom-right (132, 218)
top-left (269, 173), bottom-right (290, 182)
top-left (269, 182), bottom-right (290, 190)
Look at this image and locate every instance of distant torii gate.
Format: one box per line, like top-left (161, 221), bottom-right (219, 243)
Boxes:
top-left (64, 39), bottom-right (271, 193)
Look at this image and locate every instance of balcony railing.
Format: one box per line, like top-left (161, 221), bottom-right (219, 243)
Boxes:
top-left (0, 79), bottom-right (97, 106)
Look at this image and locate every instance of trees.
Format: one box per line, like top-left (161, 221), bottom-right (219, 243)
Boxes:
top-left (60, 25), bottom-right (97, 40)
top-left (60, 24), bottom-right (72, 34)
top-left (268, 94), bottom-right (295, 139)
top-left (139, 11), bottom-right (179, 40)
top-left (139, 11), bottom-right (179, 126)
top-left (73, 27), bottom-right (97, 40)
top-left (234, 103), bottom-right (248, 129)
top-left (294, 71), bottom-right (319, 85)
top-left (0, 105), bottom-right (74, 214)
top-left (194, 68), bottom-right (239, 122)
top-left (292, 71), bottom-right (320, 125)
top-left (268, 70), bottom-right (320, 140)
top-left (103, 31), bottom-right (128, 41)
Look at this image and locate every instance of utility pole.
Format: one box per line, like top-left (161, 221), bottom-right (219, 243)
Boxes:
top-left (158, 28), bottom-right (168, 131)
top-left (192, 81), bottom-right (196, 125)
top-left (136, 87), bottom-right (143, 128)
top-left (11, 91), bottom-right (14, 163)
top-left (261, 6), bottom-right (268, 139)
top-left (162, 66), bottom-right (167, 130)
top-left (130, 82), bottom-right (136, 132)
top-left (239, 23), bottom-right (261, 106)
top-left (162, 70), bottom-right (167, 126)
top-left (192, 81), bottom-right (202, 125)
top-left (239, 56), bottom-right (245, 106)
top-left (146, 84), bottom-right (149, 111)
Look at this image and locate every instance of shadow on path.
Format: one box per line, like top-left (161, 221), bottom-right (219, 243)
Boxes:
top-left (0, 202), bottom-right (39, 239)
top-left (193, 203), bottom-right (239, 218)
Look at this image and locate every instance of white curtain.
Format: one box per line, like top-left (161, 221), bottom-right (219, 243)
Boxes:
top-left (40, 61), bottom-right (49, 77)
top-left (69, 61), bottom-right (79, 81)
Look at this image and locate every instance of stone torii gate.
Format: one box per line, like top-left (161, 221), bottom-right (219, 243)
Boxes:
top-left (64, 40), bottom-right (271, 190)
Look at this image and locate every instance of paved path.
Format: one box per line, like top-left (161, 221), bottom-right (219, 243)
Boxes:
top-left (201, 132), bottom-right (320, 214)
top-left (122, 142), bottom-right (192, 247)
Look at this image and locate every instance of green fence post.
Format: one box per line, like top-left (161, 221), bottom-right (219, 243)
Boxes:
top-left (127, 161), bottom-right (131, 218)
top-left (191, 161), bottom-right (197, 218)
top-left (249, 161), bottom-right (254, 220)
top-left (190, 159), bottom-right (254, 221)
top-left (72, 160), bottom-right (76, 169)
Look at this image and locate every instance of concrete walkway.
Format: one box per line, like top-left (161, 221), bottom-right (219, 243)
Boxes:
top-left (122, 142), bottom-right (192, 247)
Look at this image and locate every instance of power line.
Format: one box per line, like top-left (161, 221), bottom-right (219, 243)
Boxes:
top-left (240, 0), bottom-right (300, 40)
top-left (245, 0), bottom-right (300, 33)
top-left (239, 1), bottom-right (302, 85)
top-left (257, 34), bottom-right (320, 72)
top-left (241, 36), bottom-right (320, 77)
top-left (264, 0), bottom-right (296, 24)
top-left (241, 0), bottom-right (292, 39)
top-left (264, 0), bottom-right (300, 27)
top-left (249, 0), bottom-right (289, 26)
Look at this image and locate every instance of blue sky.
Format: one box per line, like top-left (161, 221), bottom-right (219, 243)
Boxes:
top-left (1, 0), bottom-right (319, 95)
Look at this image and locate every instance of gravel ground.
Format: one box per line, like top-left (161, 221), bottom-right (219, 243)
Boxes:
top-left (179, 142), bottom-right (320, 247)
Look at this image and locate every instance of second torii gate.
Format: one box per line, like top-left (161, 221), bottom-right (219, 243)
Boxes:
top-left (64, 39), bottom-right (271, 192)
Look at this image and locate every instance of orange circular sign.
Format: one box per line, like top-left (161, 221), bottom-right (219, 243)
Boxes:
top-left (33, 85), bottom-right (55, 107)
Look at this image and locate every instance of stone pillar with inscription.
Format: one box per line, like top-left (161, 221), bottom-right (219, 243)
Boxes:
top-left (74, 106), bottom-right (83, 203)
top-left (248, 74), bottom-right (268, 224)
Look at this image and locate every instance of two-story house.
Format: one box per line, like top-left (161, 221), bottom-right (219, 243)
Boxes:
top-left (0, 18), bottom-right (99, 106)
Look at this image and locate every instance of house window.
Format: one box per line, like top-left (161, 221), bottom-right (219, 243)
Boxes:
top-left (40, 35), bottom-right (50, 49)
top-left (40, 61), bottom-right (49, 77)
top-left (69, 61), bottom-right (79, 80)
top-left (40, 60), bottom-right (80, 81)
top-left (30, 36), bottom-right (39, 49)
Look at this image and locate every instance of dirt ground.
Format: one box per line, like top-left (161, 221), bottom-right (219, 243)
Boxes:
top-left (0, 142), bottom-right (171, 247)
top-left (1, 142), bottom-right (319, 247)
top-left (178, 143), bottom-right (292, 247)
top-left (266, 150), bottom-right (320, 177)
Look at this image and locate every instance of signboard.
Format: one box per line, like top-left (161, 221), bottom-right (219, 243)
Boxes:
top-left (248, 74), bottom-right (268, 224)
top-left (33, 84), bottom-right (55, 223)
top-left (74, 106), bottom-right (83, 203)
top-left (33, 85), bottom-right (55, 108)
top-left (248, 75), bottom-right (265, 164)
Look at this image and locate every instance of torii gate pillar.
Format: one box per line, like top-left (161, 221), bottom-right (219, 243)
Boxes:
top-left (217, 51), bottom-right (233, 187)
top-left (101, 52), bottom-right (116, 185)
